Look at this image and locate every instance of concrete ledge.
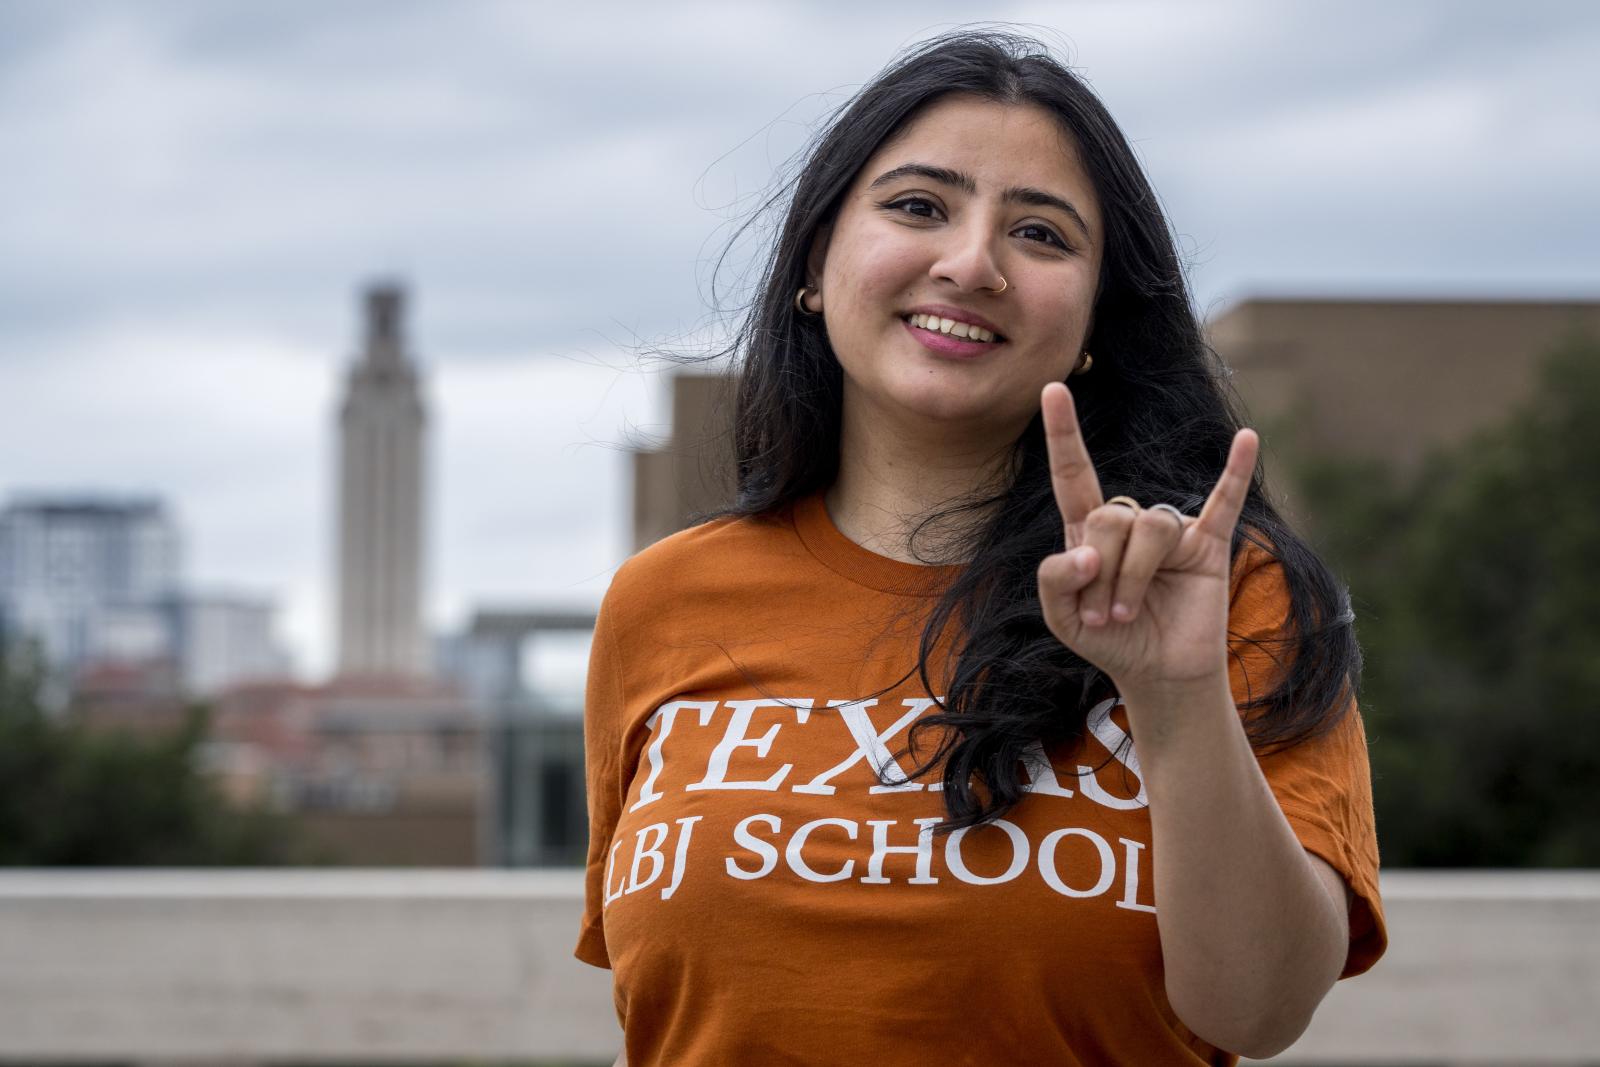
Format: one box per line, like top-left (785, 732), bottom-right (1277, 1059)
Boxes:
top-left (0, 869), bottom-right (617, 1063)
top-left (1246, 870), bottom-right (1600, 1064)
top-left (2, 869), bottom-right (1597, 1063)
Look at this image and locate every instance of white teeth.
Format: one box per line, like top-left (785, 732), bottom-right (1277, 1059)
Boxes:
top-left (905, 314), bottom-right (998, 343)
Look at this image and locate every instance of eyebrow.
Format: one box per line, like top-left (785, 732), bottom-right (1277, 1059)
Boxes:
top-left (867, 162), bottom-right (1094, 243)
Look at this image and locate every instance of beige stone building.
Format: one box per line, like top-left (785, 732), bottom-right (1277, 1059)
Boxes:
top-left (631, 372), bottom-right (737, 551)
top-left (633, 298), bottom-right (1600, 545)
top-left (1209, 297), bottom-right (1600, 481)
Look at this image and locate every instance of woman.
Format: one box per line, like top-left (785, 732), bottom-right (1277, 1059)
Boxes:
top-left (575, 30), bottom-right (1385, 1066)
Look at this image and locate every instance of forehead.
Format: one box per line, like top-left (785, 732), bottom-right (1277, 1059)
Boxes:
top-left (860, 95), bottom-right (1096, 203)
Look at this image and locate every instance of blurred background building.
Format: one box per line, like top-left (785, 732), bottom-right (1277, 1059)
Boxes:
top-left (0, 495), bottom-right (289, 708)
top-left (335, 282), bottom-right (432, 681)
top-left (631, 372), bottom-right (735, 551)
top-left (0, 497), bottom-right (180, 681)
top-left (1210, 297), bottom-right (1600, 481)
top-left (0, 281), bottom-right (595, 870)
top-left (198, 281), bottom-right (590, 867)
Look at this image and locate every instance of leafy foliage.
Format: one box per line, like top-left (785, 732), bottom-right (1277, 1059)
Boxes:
top-left (0, 645), bottom-right (318, 866)
top-left (1291, 330), bottom-right (1600, 866)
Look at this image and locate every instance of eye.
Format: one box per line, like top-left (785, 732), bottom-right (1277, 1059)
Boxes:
top-left (1014, 222), bottom-right (1072, 252)
top-left (880, 195), bottom-right (944, 220)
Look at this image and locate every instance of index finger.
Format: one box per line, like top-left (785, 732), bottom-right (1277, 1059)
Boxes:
top-left (1041, 382), bottom-right (1103, 535)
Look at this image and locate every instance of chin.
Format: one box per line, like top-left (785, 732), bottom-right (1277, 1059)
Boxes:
top-left (844, 364), bottom-right (1025, 439)
top-left (890, 385), bottom-right (1014, 431)
top-left (906, 395), bottom-right (993, 423)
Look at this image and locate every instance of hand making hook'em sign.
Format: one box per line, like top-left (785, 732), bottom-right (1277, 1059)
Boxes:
top-left (1036, 381), bottom-right (1260, 697)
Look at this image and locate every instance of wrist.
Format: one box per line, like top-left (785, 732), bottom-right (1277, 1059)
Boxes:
top-left (1116, 671), bottom-right (1238, 758)
top-left (1116, 670), bottom-right (1233, 711)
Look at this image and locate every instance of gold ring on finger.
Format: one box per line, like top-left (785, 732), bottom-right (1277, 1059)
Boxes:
top-left (1105, 495), bottom-right (1141, 511)
top-left (1148, 503), bottom-right (1185, 525)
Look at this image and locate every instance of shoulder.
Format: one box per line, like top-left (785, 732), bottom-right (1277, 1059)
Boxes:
top-left (1224, 531), bottom-right (1299, 693)
top-left (597, 506), bottom-right (806, 633)
top-left (1228, 530), bottom-right (1288, 615)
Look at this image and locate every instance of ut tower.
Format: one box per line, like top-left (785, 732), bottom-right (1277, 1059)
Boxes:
top-left (335, 282), bottom-right (430, 679)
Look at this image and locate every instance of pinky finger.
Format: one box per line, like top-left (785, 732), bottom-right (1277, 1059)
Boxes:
top-left (1194, 429), bottom-right (1260, 542)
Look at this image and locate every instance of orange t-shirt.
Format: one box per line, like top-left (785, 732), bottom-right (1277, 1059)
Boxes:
top-left (575, 491), bottom-right (1385, 1066)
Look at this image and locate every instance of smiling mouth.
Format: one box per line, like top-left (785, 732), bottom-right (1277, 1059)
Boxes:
top-left (900, 313), bottom-right (1006, 344)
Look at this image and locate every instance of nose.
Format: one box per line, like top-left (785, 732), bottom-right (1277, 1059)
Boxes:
top-left (928, 213), bottom-right (1007, 293)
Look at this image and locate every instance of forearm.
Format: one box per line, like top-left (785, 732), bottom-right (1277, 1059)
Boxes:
top-left (1121, 673), bottom-right (1348, 1059)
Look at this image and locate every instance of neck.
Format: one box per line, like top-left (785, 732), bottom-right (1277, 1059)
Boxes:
top-left (825, 392), bottom-right (1019, 565)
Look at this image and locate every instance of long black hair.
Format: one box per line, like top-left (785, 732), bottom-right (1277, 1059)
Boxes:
top-left (697, 29), bottom-right (1359, 833)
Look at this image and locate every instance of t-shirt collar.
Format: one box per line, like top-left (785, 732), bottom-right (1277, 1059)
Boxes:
top-left (791, 490), bottom-right (961, 597)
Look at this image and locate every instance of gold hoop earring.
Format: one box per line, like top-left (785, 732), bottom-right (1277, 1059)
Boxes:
top-left (1071, 351), bottom-right (1093, 375)
top-left (794, 286), bottom-right (821, 315)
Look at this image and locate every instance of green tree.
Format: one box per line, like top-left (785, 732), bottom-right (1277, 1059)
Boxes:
top-left (0, 643), bottom-right (321, 866)
top-left (1292, 330), bottom-right (1600, 866)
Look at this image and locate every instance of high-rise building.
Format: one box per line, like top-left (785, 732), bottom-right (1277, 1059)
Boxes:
top-left (0, 496), bottom-right (181, 674)
top-left (335, 282), bottom-right (430, 679)
top-left (0, 494), bottom-right (294, 705)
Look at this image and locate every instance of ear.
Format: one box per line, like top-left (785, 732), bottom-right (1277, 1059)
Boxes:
top-left (804, 221), bottom-right (834, 287)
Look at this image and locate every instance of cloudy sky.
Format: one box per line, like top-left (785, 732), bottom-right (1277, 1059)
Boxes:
top-left (2, 0), bottom-right (1596, 680)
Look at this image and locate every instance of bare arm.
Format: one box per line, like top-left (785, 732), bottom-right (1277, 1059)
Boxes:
top-left (1124, 675), bottom-right (1351, 1059)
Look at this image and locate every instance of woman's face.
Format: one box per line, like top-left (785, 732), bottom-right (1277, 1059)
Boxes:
top-left (809, 94), bottom-right (1104, 449)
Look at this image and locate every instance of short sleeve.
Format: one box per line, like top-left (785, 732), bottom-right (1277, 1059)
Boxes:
top-left (1227, 544), bottom-right (1388, 979)
top-left (574, 592), bottom-right (627, 970)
